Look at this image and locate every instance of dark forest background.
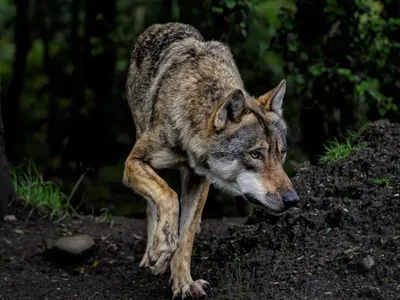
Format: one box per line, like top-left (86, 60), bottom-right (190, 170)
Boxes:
top-left (1, 0), bottom-right (399, 218)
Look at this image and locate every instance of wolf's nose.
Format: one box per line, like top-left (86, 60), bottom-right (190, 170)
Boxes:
top-left (282, 191), bottom-right (299, 208)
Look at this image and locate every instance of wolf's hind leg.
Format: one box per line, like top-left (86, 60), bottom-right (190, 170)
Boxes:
top-left (123, 137), bottom-right (179, 275)
top-left (170, 169), bottom-right (210, 299)
top-left (139, 201), bottom-right (157, 268)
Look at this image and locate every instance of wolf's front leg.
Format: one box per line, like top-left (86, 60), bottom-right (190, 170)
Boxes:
top-left (170, 170), bottom-right (210, 299)
top-left (124, 140), bottom-right (179, 275)
top-left (139, 201), bottom-right (158, 268)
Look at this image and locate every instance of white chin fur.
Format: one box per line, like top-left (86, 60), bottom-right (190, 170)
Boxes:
top-left (206, 158), bottom-right (242, 195)
top-left (236, 172), bottom-right (267, 202)
top-left (209, 176), bottom-right (241, 196)
top-left (192, 158), bottom-right (267, 200)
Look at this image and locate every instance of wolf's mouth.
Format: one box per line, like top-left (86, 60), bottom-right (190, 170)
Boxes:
top-left (244, 194), bottom-right (261, 205)
top-left (244, 194), bottom-right (287, 216)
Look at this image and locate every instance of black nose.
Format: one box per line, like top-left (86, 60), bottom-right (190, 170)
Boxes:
top-left (282, 191), bottom-right (299, 208)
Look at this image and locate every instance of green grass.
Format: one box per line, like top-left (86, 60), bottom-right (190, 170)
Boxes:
top-left (318, 138), bottom-right (366, 164)
top-left (98, 207), bottom-right (112, 222)
top-left (9, 159), bottom-right (86, 219)
top-left (346, 129), bottom-right (361, 138)
top-left (374, 177), bottom-right (392, 187)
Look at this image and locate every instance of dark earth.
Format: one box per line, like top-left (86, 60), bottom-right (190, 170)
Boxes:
top-left (1, 120), bottom-right (399, 300)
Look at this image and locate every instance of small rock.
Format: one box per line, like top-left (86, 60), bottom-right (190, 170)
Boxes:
top-left (362, 255), bottom-right (375, 271)
top-left (53, 234), bottom-right (95, 256)
top-left (4, 215), bottom-right (17, 222)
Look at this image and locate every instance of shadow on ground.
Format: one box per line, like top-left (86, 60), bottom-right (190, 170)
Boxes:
top-left (1, 120), bottom-right (399, 300)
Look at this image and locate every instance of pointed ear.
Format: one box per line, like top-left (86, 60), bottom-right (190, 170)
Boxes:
top-left (257, 79), bottom-right (286, 115)
top-left (212, 89), bottom-right (246, 132)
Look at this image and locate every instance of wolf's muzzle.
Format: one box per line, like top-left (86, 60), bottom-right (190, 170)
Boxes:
top-left (282, 191), bottom-right (299, 209)
top-left (244, 194), bottom-right (260, 205)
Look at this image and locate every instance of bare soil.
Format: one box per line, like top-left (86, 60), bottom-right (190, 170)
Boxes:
top-left (1, 120), bottom-right (399, 300)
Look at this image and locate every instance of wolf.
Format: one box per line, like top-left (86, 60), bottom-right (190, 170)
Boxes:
top-left (123, 22), bottom-right (299, 299)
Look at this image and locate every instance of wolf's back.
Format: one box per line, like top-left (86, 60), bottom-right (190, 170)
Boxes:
top-left (131, 22), bottom-right (204, 70)
top-left (126, 23), bottom-right (205, 133)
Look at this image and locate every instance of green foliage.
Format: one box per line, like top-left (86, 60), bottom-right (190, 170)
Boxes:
top-left (319, 138), bottom-right (366, 164)
top-left (273, 0), bottom-right (399, 142)
top-left (0, 0), bottom-right (15, 28)
top-left (0, 0), bottom-right (15, 86)
top-left (9, 159), bottom-right (87, 219)
top-left (9, 160), bottom-right (72, 218)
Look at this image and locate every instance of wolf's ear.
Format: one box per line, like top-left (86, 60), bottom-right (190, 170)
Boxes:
top-left (257, 79), bottom-right (286, 116)
top-left (212, 89), bottom-right (246, 132)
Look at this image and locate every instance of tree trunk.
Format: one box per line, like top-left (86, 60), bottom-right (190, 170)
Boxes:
top-left (0, 101), bottom-right (14, 220)
top-left (1, 0), bottom-right (30, 163)
top-left (295, 0), bottom-right (328, 163)
top-left (40, 2), bottom-right (58, 160)
top-left (63, 0), bottom-right (117, 176)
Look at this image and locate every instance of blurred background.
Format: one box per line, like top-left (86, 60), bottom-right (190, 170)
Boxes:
top-left (1, 0), bottom-right (399, 218)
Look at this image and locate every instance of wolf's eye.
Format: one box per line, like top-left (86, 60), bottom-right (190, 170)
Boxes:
top-left (249, 151), bottom-right (263, 160)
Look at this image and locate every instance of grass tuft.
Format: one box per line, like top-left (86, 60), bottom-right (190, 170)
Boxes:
top-left (318, 138), bottom-right (366, 165)
top-left (9, 159), bottom-right (85, 219)
top-left (374, 177), bottom-right (392, 187)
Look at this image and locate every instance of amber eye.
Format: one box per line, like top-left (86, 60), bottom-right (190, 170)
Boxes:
top-left (249, 151), bottom-right (262, 160)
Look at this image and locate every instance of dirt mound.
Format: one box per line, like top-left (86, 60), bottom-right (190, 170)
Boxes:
top-left (201, 120), bottom-right (400, 299)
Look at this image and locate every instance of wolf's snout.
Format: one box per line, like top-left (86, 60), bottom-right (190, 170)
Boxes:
top-left (282, 191), bottom-right (299, 208)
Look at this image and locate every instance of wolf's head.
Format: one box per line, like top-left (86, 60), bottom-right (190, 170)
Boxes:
top-left (205, 79), bottom-right (299, 215)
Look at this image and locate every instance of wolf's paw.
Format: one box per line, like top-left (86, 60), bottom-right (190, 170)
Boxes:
top-left (139, 251), bottom-right (150, 268)
top-left (147, 232), bottom-right (178, 275)
top-left (171, 277), bottom-right (209, 299)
